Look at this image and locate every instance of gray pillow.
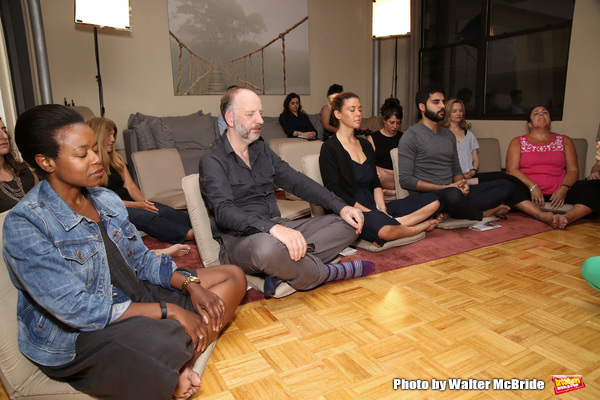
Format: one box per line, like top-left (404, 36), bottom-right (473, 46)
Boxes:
top-left (260, 116), bottom-right (287, 142)
top-left (151, 119), bottom-right (175, 148)
top-left (161, 112), bottom-right (217, 150)
top-left (128, 112), bottom-right (158, 151)
top-left (307, 113), bottom-right (325, 140)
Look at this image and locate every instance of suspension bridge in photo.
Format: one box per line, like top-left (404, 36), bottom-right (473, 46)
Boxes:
top-left (170, 16), bottom-right (308, 95)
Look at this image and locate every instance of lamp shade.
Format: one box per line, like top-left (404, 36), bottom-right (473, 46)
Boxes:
top-left (372, 0), bottom-right (411, 38)
top-left (75, 0), bottom-right (131, 30)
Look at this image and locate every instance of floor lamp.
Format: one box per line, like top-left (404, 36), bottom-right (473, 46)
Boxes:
top-left (75, 0), bottom-right (131, 117)
top-left (372, 0), bottom-right (411, 115)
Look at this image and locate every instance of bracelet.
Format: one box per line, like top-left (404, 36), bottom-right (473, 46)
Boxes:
top-left (159, 301), bottom-right (167, 319)
top-left (529, 184), bottom-right (538, 192)
top-left (561, 184), bottom-right (571, 189)
top-left (376, 204), bottom-right (386, 211)
top-left (181, 275), bottom-right (200, 296)
top-left (471, 168), bottom-right (477, 173)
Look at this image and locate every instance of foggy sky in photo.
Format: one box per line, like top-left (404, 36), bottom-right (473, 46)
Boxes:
top-left (167, 0), bottom-right (310, 95)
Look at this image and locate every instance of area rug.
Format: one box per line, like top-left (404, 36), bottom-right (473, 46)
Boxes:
top-left (142, 212), bottom-right (556, 304)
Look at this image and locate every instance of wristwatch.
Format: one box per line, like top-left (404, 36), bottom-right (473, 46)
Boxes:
top-left (181, 275), bottom-right (201, 296)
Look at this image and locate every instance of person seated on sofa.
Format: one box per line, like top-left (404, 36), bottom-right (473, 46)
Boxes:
top-left (439, 99), bottom-right (561, 227)
top-left (398, 85), bottom-right (518, 222)
top-left (0, 117), bottom-right (37, 212)
top-left (440, 98), bottom-right (479, 183)
top-left (88, 117), bottom-right (195, 251)
top-left (366, 97), bottom-right (404, 197)
top-left (320, 92), bottom-right (441, 246)
top-left (200, 87), bottom-right (375, 298)
top-left (506, 106), bottom-right (600, 229)
top-left (320, 83), bottom-right (343, 141)
top-left (278, 93), bottom-right (317, 139)
top-left (5, 104), bottom-right (247, 399)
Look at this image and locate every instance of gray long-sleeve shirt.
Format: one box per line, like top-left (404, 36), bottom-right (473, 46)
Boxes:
top-left (199, 134), bottom-right (347, 238)
top-left (398, 121), bottom-right (463, 192)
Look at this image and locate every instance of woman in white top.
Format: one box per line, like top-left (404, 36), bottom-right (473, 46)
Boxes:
top-left (440, 98), bottom-right (479, 184)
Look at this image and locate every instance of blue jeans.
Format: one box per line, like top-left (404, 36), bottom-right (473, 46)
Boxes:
top-left (127, 202), bottom-right (192, 243)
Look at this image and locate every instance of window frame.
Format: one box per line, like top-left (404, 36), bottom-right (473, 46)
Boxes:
top-left (419, 0), bottom-right (573, 121)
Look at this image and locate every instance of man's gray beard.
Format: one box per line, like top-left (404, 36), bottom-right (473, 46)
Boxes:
top-left (424, 108), bottom-right (444, 123)
top-left (233, 121), bottom-right (260, 142)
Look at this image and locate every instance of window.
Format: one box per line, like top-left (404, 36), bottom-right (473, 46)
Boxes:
top-left (420, 0), bottom-right (574, 120)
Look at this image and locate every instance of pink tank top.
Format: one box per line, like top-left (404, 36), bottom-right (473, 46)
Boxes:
top-left (518, 133), bottom-right (566, 195)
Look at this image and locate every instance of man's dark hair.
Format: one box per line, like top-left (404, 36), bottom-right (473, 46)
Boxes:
top-left (415, 85), bottom-right (445, 109)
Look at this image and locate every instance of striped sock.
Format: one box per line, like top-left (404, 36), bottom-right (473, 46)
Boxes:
top-left (324, 260), bottom-right (375, 282)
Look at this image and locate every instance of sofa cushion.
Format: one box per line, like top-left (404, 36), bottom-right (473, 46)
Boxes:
top-left (161, 112), bottom-right (216, 150)
top-left (307, 113), bottom-right (325, 139)
top-left (151, 120), bottom-right (176, 149)
top-left (260, 116), bottom-right (287, 142)
top-left (178, 148), bottom-right (210, 176)
top-left (128, 112), bottom-right (159, 151)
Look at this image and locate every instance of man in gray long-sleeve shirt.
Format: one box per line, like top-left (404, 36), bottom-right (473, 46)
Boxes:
top-left (398, 86), bottom-right (513, 220)
top-left (200, 88), bottom-right (371, 298)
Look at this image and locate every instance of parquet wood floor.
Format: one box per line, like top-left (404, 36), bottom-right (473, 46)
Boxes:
top-left (2, 220), bottom-right (599, 399)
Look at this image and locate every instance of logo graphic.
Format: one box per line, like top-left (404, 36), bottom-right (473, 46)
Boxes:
top-left (551, 375), bottom-right (585, 395)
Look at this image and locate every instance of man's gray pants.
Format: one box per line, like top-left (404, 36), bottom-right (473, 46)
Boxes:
top-left (219, 214), bottom-right (358, 290)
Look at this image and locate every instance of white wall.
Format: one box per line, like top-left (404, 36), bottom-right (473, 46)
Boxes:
top-left (39, 0), bottom-right (373, 152)
top-left (32, 0), bottom-right (600, 172)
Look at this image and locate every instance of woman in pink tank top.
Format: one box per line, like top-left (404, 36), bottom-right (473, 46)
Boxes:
top-left (506, 106), bottom-right (600, 228)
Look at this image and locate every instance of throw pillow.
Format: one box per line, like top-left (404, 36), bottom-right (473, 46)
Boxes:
top-left (260, 116), bottom-right (287, 142)
top-left (307, 113), bottom-right (325, 140)
top-left (128, 112), bottom-right (158, 151)
top-left (162, 112), bottom-right (216, 150)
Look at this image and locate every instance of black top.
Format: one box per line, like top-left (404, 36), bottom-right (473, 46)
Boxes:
top-left (319, 135), bottom-right (381, 206)
top-left (199, 134), bottom-right (347, 238)
top-left (98, 221), bottom-right (191, 308)
top-left (353, 160), bottom-right (378, 211)
top-left (278, 112), bottom-right (316, 138)
top-left (0, 169), bottom-right (36, 212)
top-left (106, 166), bottom-right (133, 201)
top-left (370, 129), bottom-right (403, 170)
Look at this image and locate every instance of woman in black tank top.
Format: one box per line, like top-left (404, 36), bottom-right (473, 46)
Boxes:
top-left (367, 98), bottom-right (404, 197)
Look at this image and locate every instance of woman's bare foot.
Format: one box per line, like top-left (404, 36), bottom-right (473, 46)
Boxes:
top-left (156, 244), bottom-right (190, 258)
top-left (173, 365), bottom-right (202, 399)
top-left (557, 214), bottom-right (569, 229)
top-left (413, 219), bottom-right (439, 233)
top-left (435, 213), bottom-right (449, 223)
top-left (482, 204), bottom-right (510, 218)
top-left (536, 211), bottom-right (559, 228)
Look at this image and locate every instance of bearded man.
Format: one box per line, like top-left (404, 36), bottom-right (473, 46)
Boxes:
top-left (397, 85), bottom-right (513, 221)
top-left (199, 87), bottom-right (374, 298)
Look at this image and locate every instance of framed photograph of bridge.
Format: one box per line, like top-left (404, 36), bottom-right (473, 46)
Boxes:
top-left (167, 0), bottom-right (310, 95)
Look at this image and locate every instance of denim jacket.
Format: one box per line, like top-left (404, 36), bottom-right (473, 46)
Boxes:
top-left (3, 181), bottom-right (177, 366)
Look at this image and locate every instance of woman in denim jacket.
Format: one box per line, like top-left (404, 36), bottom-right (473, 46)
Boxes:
top-left (3, 105), bottom-right (247, 399)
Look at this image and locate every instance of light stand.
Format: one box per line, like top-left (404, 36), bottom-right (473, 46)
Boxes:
top-left (372, 0), bottom-right (411, 114)
top-left (75, 0), bottom-right (130, 117)
top-left (93, 27), bottom-right (105, 116)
